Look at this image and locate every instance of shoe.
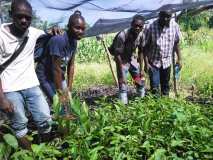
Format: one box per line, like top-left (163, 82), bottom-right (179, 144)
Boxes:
top-left (137, 87), bottom-right (145, 98)
top-left (119, 92), bottom-right (128, 105)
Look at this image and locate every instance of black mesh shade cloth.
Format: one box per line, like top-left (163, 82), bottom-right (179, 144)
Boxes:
top-left (39, 0), bottom-right (213, 37)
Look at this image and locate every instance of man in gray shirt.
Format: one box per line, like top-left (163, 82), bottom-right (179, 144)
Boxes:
top-left (109, 15), bottom-right (146, 104)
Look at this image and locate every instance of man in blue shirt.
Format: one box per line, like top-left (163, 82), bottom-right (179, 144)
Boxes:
top-left (36, 11), bottom-right (86, 110)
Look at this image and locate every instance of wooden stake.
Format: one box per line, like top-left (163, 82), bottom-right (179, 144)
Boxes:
top-left (100, 37), bottom-right (118, 87)
top-left (172, 51), bottom-right (178, 97)
top-left (173, 13), bottom-right (179, 97)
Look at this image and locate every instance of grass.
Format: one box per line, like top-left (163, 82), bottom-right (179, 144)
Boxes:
top-left (74, 44), bottom-right (213, 98)
top-left (180, 45), bottom-right (213, 97)
top-left (4, 97), bottom-right (213, 160)
top-left (73, 63), bottom-right (115, 90)
top-left (73, 27), bottom-right (213, 98)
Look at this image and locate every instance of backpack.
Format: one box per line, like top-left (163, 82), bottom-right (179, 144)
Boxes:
top-left (108, 30), bottom-right (126, 56)
top-left (34, 34), bottom-right (53, 62)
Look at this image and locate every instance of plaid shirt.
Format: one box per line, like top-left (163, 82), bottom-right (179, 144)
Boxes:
top-left (144, 19), bottom-right (181, 69)
top-left (113, 28), bottom-right (145, 63)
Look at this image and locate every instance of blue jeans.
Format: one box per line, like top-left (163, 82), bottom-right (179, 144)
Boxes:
top-left (39, 80), bottom-right (67, 105)
top-left (5, 86), bottom-right (52, 138)
top-left (148, 66), bottom-right (171, 95)
top-left (36, 63), bottom-right (67, 105)
top-left (116, 61), bottom-right (145, 94)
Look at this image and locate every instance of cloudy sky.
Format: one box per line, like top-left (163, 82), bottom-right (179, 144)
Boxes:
top-left (29, 0), bottom-right (184, 26)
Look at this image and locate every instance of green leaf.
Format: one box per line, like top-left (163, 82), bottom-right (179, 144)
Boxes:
top-left (149, 149), bottom-right (166, 160)
top-left (171, 139), bottom-right (185, 147)
top-left (142, 140), bottom-right (153, 153)
top-left (201, 148), bottom-right (213, 153)
top-left (11, 150), bottom-right (32, 160)
top-left (0, 143), bottom-right (6, 159)
top-left (3, 134), bottom-right (18, 149)
top-left (32, 143), bottom-right (46, 155)
top-left (89, 146), bottom-right (104, 160)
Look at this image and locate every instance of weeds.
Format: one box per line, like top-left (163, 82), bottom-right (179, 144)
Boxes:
top-left (0, 24), bottom-right (212, 160)
top-left (6, 97), bottom-right (212, 159)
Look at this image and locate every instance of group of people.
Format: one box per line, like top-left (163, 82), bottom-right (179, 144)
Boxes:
top-left (0, 0), bottom-right (182, 149)
top-left (111, 11), bottom-right (182, 104)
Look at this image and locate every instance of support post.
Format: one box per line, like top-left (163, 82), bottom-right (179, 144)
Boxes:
top-left (98, 35), bottom-right (118, 87)
top-left (172, 50), bottom-right (178, 97)
top-left (173, 13), bottom-right (178, 97)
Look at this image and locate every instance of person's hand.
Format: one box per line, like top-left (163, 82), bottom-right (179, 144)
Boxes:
top-left (48, 26), bottom-right (63, 36)
top-left (144, 63), bottom-right (153, 73)
top-left (58, 89), bottom-right (70, 105)
top-left (58, 94), bottom-right (68, 105)
top-left (0, 98), bottom-right (14, 114)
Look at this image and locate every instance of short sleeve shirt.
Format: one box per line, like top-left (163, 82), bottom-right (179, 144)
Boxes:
top-left (113, 28), bottom-right (145, 62)
top-left (143, 19), bottom-right (181, 69)
top-left (36, 32), bottom-right (77, 81)
top-left (0, 23), bottom-right (44, 92)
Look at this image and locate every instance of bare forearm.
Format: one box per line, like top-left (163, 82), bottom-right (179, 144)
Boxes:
top-left (175, 43), bottom-right (181, 61)
top-left (54, 70), bottom-right (63, 91)
top-left (114, 54), bottom-right (124, 82)
top-left (0, 79), bottom-right (14, 113)
top-left (142, 47), bottom-right (149, 65)
top-left (138, 52), bottom-right (144, 73)
top-left (143, 49), bottom-right (152, 72)
top-left (115, 54), bottom-right (122, 66)
top-left (53, 58), bottom-right (63, 91)
top-left (67, 65), bottom-right (74, 91)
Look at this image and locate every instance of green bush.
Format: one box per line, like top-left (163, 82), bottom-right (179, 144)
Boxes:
top-left (179, 11), bottom-right (212, 31)
top-left (9, 97), bottom-right (213, 160)
top-left (208, 16), bottom-right (213, 28)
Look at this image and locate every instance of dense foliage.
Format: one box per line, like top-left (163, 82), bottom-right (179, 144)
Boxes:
top-left (1, 97), bottom-right (212, 159)
top-left (0, 8), bottom-right (212, 160)
top-left (179, 10), bottom-right (213, 31)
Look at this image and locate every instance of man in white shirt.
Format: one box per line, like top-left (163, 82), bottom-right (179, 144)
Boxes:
top-left (0, 0), bottom-right (51, 149)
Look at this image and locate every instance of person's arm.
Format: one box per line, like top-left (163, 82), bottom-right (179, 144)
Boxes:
top-left (143, 50), bottom-right (152, 72)
top-left (114, 54), bottom-right (124, 83)
top-left (142, 25), bottom-right (152, 72)
top-left (0, 39), bottom-right (14, 113)
top-left (52, 56), bottom-right (69, 105)
top-left (138, 48), bottom-right (144, 76)
top-left (113, 32), bottom-right (125, 83)
top-left (67, 54), bottom-right (75, 92)
top-left (174, 24), bottom-right (182, 69)
top-left (0, 79), bottom-right (14, 113)
top-left (52, 56), bottom-right (63, 91)
top-left (47, 26), bottom-right (63, 36)
top-left (174, 42), bottom-right (182, 69)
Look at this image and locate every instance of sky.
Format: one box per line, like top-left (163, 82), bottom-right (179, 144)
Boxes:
top-left (29, 0), bottom-right (184, 26)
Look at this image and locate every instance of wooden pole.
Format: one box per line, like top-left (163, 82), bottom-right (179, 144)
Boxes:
top-left (99, 36), bottom-right (118, 87)
top-left (172, 50), bottom-right (178, 97)
top-left (173, 13), bottom-right (178, 97)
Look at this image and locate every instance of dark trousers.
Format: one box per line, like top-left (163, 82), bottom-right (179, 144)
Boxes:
top-left (148, 66), bottom-right (171, 96)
